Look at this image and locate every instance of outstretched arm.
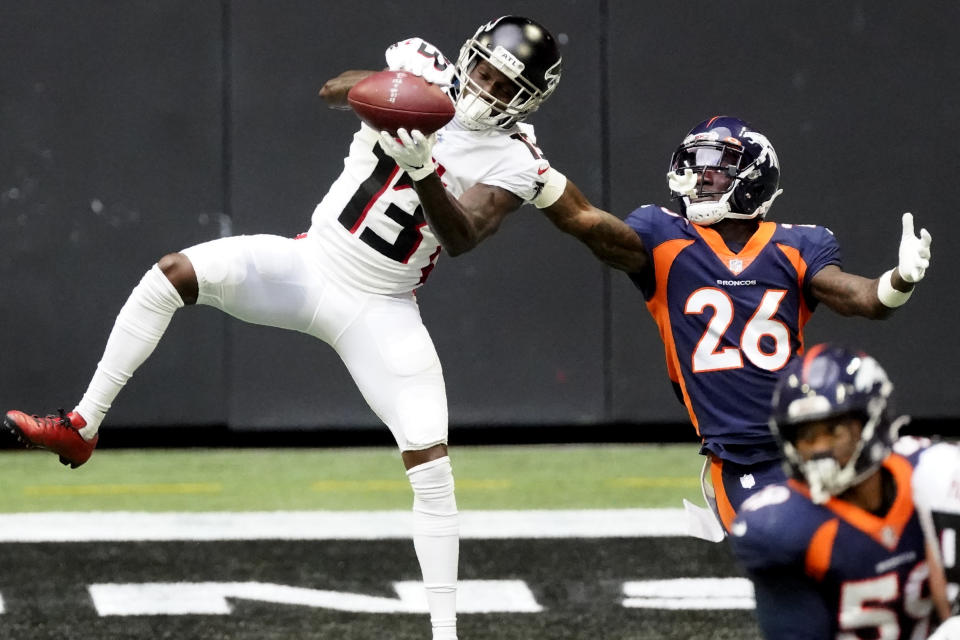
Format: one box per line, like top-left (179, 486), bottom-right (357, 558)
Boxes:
top-left (540, 179), bottom-right (650, 274)
top-left (810, 212), bottom-right (932, 318)
top-left (319, 38), bottom-right (453, 110)
top-left (318, 70), bottom-right (377, 109)
top-left (808, 267), bottom-right (896, 318)
top-left (377, 131), bottom-right (649, 267)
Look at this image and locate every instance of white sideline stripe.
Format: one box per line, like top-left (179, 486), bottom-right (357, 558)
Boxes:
top-left (89, 580), bottom-right (543, 615)
top-left (622, 578), bottom-right (755, 610)
top-left (0, 508), bottom-right (689, 542)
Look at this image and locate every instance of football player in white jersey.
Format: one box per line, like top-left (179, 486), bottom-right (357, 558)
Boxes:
top-left (914, 438), bottom-right (960, 637)
top-left (3, 16), bottom-right (646, 640)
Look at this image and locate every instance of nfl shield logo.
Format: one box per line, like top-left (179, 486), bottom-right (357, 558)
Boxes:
top-left (729, 258), bottom-right (744, 274)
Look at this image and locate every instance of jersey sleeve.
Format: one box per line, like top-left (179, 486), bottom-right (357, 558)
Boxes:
top-left (799, 225), bottom-right (842, 283)
top-left (730, 486), bottom-right (813, 571)
top-left (481, 123), bottom-right (553, 205)
top-left (623, 204), bottom-right (683, 299)
top-left (731, 487), bottom-right (834, 637)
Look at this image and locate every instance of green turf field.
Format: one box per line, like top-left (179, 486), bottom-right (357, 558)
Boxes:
top-left (0, 443), bottom-right (704, 512)
top-left (0, 443), bottom-right (763, 640)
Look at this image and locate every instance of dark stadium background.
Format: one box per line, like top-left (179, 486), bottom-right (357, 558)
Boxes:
top-left (2, 1), bottom-right (957, 444)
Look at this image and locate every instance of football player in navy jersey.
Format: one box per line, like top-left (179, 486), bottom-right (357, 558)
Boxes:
top-left (731, 344), bottom-right (959, 639)
top-left (618, 116), bottom-right (933, 538)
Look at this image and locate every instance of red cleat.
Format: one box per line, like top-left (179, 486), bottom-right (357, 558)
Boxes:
top-left (3, 409), bottom-right (98, 468)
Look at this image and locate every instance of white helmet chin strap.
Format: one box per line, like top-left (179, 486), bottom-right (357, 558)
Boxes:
top-left (684, 192), bottom-right (735, 226)
top-left (454, 92), bottom-right (498, 130)
top-left (801, 454), bottom-right (857, 504)
top-left (682, 185), bottom-right (784, 226)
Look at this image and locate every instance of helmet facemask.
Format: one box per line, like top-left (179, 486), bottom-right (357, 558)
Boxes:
top-left (780, 409), bottom-right (902, 504)
top-left (670, 140), bottom-right (745, 225)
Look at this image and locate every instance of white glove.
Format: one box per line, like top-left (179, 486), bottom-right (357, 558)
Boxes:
top-left (384, 37), bottom-right (455, 87)
top-left (928, 616), bottom-right (960, 639)
top-left (898, 212), bottom-right (932, 283)
top-left (667, 168), bottom-right (698, 197)
top-left (378, 128), bottom-right (436, 181)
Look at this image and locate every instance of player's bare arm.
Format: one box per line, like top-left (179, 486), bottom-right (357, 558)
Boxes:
top-left (414, 174), bottom-right (523, 256)
top-left (318, 69), bottom-right (376, 108)
top-left (375, 126), bottom-right (524, 255)
top-left (810, 212), bottom-right (931, 318)
top-left (540, 180), bottom-right (650, 273)
top-left (808, 266), bottom-right (898, 319)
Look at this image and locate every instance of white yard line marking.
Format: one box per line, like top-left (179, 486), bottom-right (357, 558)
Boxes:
top-left (0, 508), bottom-right (689, 541)
top-left (622, 578), bottom-right (755, 610)
top-left (89, 580), bottom-right (543, 616)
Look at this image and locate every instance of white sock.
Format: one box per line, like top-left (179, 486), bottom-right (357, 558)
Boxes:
top-left (407, 456), bottom-right (459, 640)
top-left (75, 264), bottom-right (184, 439)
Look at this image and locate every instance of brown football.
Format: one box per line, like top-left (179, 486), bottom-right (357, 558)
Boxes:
top-left (347, 70), bottom-right (455, 135)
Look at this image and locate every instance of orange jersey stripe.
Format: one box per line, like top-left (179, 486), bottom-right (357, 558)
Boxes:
top-left (692, 221), bottom-right (777, 275)
top-left (646, 238), bottom-right (697, 431)
top-left (710, 457), bottom-right (738, 532)
top-left (775, 243), bottom-right (813, 351)
top-left (805, 518), bottom-right (840, 581)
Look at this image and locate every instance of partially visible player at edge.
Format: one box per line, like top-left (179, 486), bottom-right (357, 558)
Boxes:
top-left (2, 16), bottom-right (645, 640)
top-left (731, 344), bottom-right (960, 639)
top-left (619, 116), bottom-right (932, 538)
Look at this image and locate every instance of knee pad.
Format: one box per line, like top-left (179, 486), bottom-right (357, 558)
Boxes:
top-left (407, 457), bottom-right (458, 530)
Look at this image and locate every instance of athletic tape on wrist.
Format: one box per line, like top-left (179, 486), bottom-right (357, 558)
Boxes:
top-left (877, 268), bottom-right (913, 308)
top-left (407, 163), bottom-right (436, 181)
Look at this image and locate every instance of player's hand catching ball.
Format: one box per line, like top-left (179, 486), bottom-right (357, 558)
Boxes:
top-left (898, 212), bottom-right (932, 283)
top-left (379, 128), bottom-right (436, 181)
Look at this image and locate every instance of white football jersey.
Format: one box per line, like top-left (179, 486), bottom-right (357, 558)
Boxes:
top-left (912, 440), bottom-right (960, 604)
top-left (306, 118), bottom-right (557, 295)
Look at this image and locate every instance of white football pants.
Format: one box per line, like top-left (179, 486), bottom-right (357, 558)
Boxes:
top-left (179, 233), bottom-right (449, 450)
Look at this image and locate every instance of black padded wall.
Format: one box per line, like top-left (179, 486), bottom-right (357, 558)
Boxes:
top-left (2, 2), bottom-right (957, 435)
top-left (0, 2), bottom-right (226, 428)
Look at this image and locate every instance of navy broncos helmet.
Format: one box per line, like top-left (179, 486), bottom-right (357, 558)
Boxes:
top-left (668, 116), bottom-right (782, 226)
top-left (770, 344), bottom-right (904, 504)
top-left (454, 16), bottom-right (562, 130)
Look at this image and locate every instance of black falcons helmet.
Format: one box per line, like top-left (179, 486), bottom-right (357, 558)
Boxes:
top-left (454, 16), bottom-right (562, 129)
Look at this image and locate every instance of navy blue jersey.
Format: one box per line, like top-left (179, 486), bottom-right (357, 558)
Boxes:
top-left (624, 205), bottom-right (841, 463)
top-left (730, 449), bottom-right (934, 639)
